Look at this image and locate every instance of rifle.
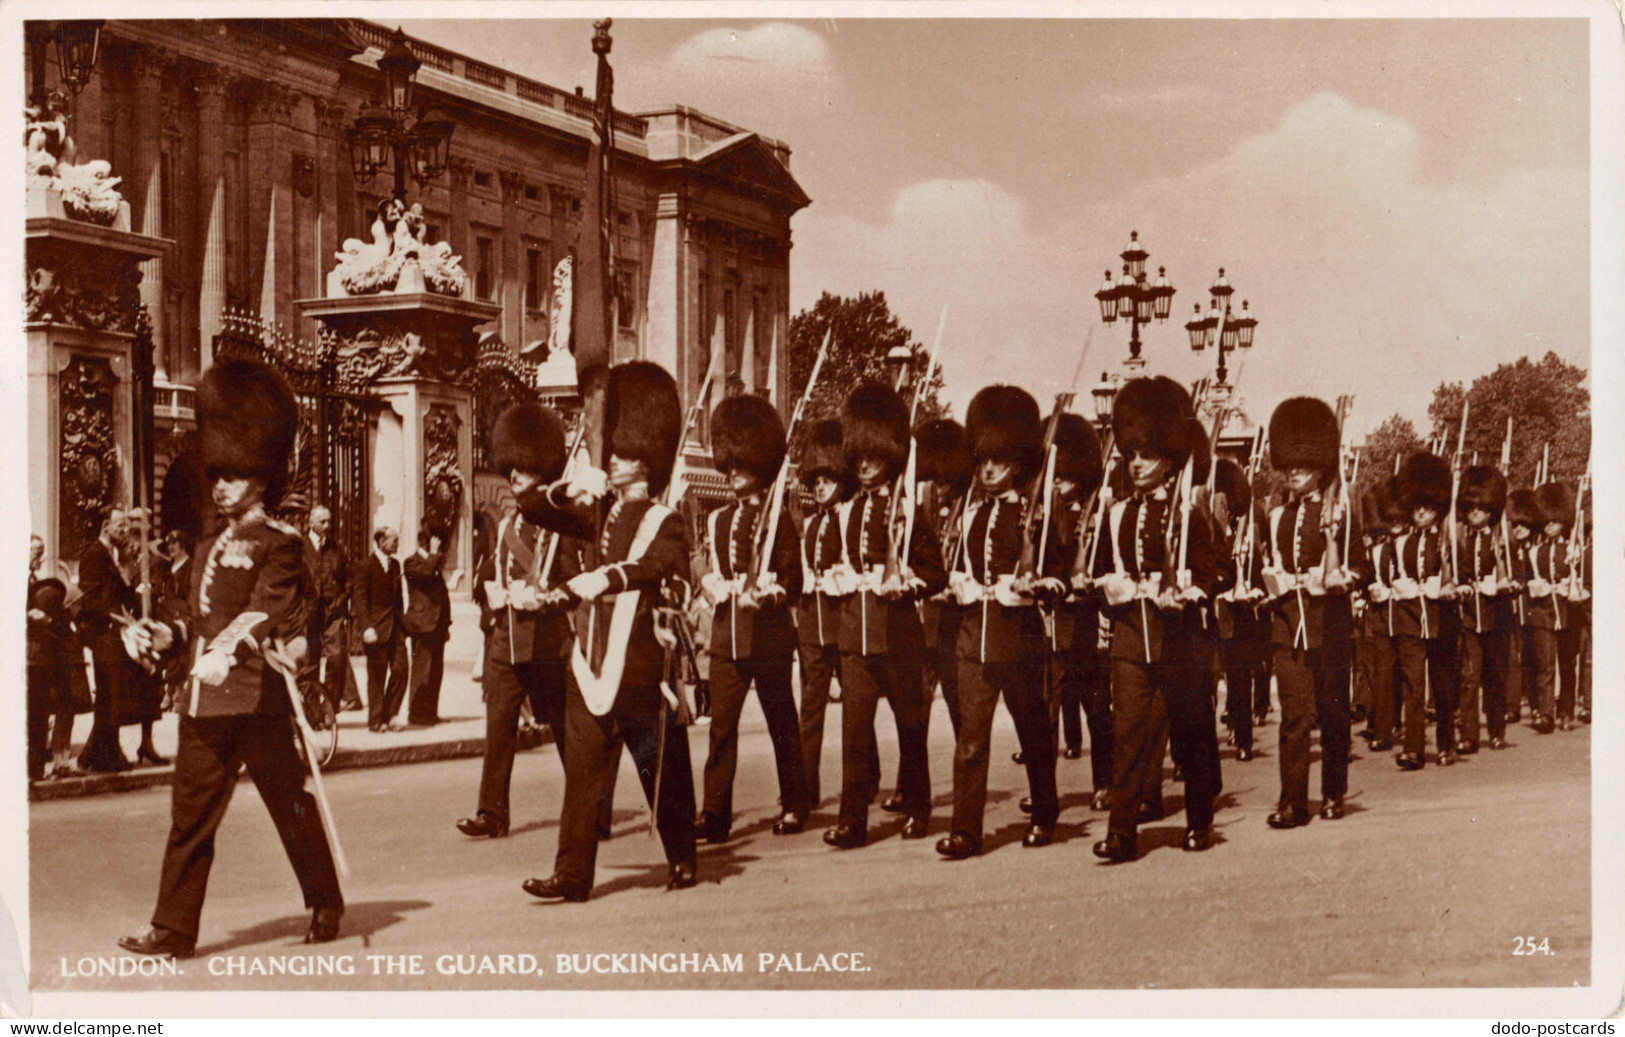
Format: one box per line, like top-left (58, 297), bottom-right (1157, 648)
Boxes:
top-left (1446, 399), bottom-right (1469, 584)
top-left (1567, 460), bottom-right (1590, 599)
top-left (744, 327), bottom-right (832, 597)
top-left (1017, 329), bottom-right (1093, 580)
top-left (1497, 416), bottom-right (1514, 581)
top-left (665, 353), bottom-right (719, 509)
top-left (1072, 430), bottom-right (1116, 589)
top-left (1320, 395), bottom-right (1355, 584)
top-left (883, 305), bottom-right (946, 589)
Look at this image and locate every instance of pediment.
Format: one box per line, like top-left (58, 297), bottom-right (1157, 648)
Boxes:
top-left (689, 133), bottom-right (811, 212)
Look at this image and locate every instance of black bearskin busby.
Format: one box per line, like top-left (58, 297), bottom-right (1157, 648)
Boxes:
top-left (1361, 475), bottom-right (1409, 531)
top-left (1053, 412), bottom-right (1104, 500)
top-left (1397, 452), bottom-right (1452, 514)
top-left (915, 419), bottom-right (972, 496)
top-left (842, 383), bottom-right (910, 478)
top-left (1505, 488), bottom-right (1540, 530)
top-left (1268, 397), bottom-right (1340, 485)
top-left (1457, 465), bottom-right (1509, 523)
top-left (965, 384), bottom-right (1042, 482)
top-left (604, 361), bottom-right (682, 496)
top-left (710, 394), bottom-right (786, 486)
top-left (798, 419), bottom-right (851, 496)
top-left (198, 357), bottom-right (299, 507)
top-left (1214, 458), bottom-right (1251, 516)
top-left (1535, 481), bottom-right (1575, 533)
top-left (1112, 376), bottom-right (1193, 466)
top-left (492, 402), bottom-right (569, 483)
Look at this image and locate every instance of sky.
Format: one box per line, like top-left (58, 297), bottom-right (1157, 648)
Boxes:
top-left (396, 11), bottom-right (1594, 440)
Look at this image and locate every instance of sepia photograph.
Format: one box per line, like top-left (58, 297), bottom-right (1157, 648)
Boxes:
top-left (1, 0), bottom-right (1619, 1021)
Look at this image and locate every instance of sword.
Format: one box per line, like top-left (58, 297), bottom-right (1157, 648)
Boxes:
top-left (263, 635), bottom-right (351, 879)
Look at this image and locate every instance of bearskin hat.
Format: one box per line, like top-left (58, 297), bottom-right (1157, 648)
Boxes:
top-left (1505, 488), bottom-right (1540, 529)
top-left (1457, 465), bottom-right (1509, 522)
top-left (842, 383), bottom-right (910, 477)
top-left (1535, 481), bottom-right (1576, 533)
top-left (1112, 376), bottom-right (1193, 465)
top-left (1214, 459), bottom-right (1251, 515)
top-left (1268, 397), bottom-right (1340, 483)
top-left (1361, 475), bottom-right (1409, 530)
top-left (710, 393), bottom-right (786, 486)
top-left (966, 384), bottom-right (1042, 482)
top-left (605, 361), bottom-right (682, 496)
top-left (492, 402), bottom-right (568, 483)
top-left (1397, 452), bottom-right (1452, 513)
top-left (198, 357), bottom-right (299, 506)
top-left (1052, 412), bottom-right (1104, 499)
top-left (915, 419), bottom-right (972, 495)
top-left (1186, 417), bottom-right (1213, 485)
top-left (798, 419), bottom-right (851, 496)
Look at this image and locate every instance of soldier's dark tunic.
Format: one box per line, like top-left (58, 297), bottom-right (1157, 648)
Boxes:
top-left (150, 511), bottom-right (342, 942)
top-left (796, 501), bottom-right (853, 805)
top-left (550, 494), bottom-right (696, 892)
top-left (835, 485), bottom-right (947, 835)
top-left (946, 490), bottom-right (1058, 844)
top-left (1520, 535), bottom-right (1580, 725)
top-left (1364, 532), bottom-right (1403, 744)
top-left (1263, 493), bottom-right (1365, 812)
top-left (1392, 523), bottom-right (1460, 760)
top-left (1454, 524), bottom-right (1513, 748)
top-left (1092, 481), bottom-right (1223, 843)
top-left (1215, 503), bottom-right (1271, 754)
top-left (701, 492), bottom-right (809, 828)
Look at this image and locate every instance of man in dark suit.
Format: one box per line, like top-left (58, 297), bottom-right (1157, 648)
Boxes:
top-left (404, 530), bottom-right (450, 725)
top-left (305, 506), bottom-right (354, 712)
top-left (76, 510), bottom-right (138, 772)
top-left (355, 525), bottom-right (410, 732)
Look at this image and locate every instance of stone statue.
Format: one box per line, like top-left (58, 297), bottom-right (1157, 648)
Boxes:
top-left (329, 197), bottom-right (469, 298)
top-left (25, 89), bottom-right (122, 225)
top-left (548, 256), bottom-right (573, 359)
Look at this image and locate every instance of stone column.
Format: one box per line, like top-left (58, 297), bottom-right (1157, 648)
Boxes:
top-left (130, 49), bottom-right (169, 379)
top-left (499, 170), bottom-right (525, 346)
top-left (193, 65), bottom-right (231, 378)
top-left (644, 190), bottom-right (683, 378)
top-left (246, 82), bottom-right (297, 326)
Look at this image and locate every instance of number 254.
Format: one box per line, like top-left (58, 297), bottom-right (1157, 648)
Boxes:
top-left (1513, 936), bottom-right (1552, 956)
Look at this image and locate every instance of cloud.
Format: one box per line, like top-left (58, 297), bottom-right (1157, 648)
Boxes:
top-left (791, 91), bottom-right (1588, 438)
top-left (653, 23), bottom-right (838, 133)
top-left (669, 23), bottom-right (831, 77)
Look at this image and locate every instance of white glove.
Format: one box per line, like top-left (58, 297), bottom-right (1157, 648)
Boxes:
top-left (1099, 573), bottom-right (1138, 607)
top-left (566, 466), bottom-right (609, 504)
top-left (568, 570), bottom-right (612, 601)
top-left (1527, 577), bottom-right (1551, 597)
top-left (192, 649), bottom-right (233, 687)
top-left (508, 583), bottom-right (542, 611)
top-left (700, 571), bottom-right (732, 606)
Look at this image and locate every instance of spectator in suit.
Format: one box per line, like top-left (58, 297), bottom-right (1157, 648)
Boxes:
top-left (356, 525), bottom-right (410, 732)
top-left (305, 507), bottom-right (355, 711)
top-left (28, 535), bottom-right (77, 781)
top-left (76, 509), bottom-right (137, 772)
top-left (404, 530), bottom-right (451, 726)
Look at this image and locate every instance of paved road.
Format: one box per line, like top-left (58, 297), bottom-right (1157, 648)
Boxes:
top-left (27, 702), bottom-right (1589, 993)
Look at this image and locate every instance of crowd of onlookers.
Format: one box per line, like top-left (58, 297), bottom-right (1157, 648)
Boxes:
top-left (25, 506), bottom-right (456, 783)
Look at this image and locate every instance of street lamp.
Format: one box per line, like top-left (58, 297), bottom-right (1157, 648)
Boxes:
top-left (885, 345), bottom-right (914, 392)
top-left (345, 27), bottom-right (456, 202)
top-left (1184, 267), bottom-right (1258, 388)
top-left (1093, 231), bottom-right (1175, 369)
top-left (26, 20), bottom-right (103, 109)
top-left (1091, 371), bottom-right (1119, 428)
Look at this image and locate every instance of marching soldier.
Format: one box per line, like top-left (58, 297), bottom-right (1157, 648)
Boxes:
top-left (695, 393), bottom-right (811, 841)
top-left (937, 386), bottom-right (1058, 858)
top-left (795, 419), bottom-right (859, 808)
top-left (1392, 452), bottom-right (1460, 769)
top-left (1089, 377), bottom-right (1223, 862)
top-left (1212, 458), bottom-right (1269, 764)
top-left (1527, 482), bottom-right (1582, 731)
top-left (1505, 488), bottom-right (1543, 730)
top-left (1258, 398), bottom-right (1364, 828)
top-left (916, 418), bottom-right (974, 742)
top-left (117, 357), bottom-right (343, 958)
top-left (523, 361), bottom-right (697, 901)
top-left (1045, 413), bottom-right (1112, 804)
top-left (822, 383), bottom-right (947, 850)
top-left (457, 401), bottom-right (576, 840)
top-left (1452, 466), bottom-right (1513, 753)
top-left (1358, 476), bottom-right (1408, 752)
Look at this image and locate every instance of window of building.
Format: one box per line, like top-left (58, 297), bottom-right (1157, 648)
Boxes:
top-left (476, 236), bottom-right (495, 300)
top-left (526, 243), bottom-right (546, 313)
top-left (473, 170), bottom-right (492, 189)
top-left (615, 264), bottom-right (637, 330)
top-left (524, 184), bottom-right (540, 202)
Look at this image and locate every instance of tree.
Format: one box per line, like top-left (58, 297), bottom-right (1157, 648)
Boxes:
top-left (1425, 352), bottom-right (1589, 487)
top-left (785, 292), bottom-right (948, 452)
top-left (1354, 413), bottom-right (1427, 503)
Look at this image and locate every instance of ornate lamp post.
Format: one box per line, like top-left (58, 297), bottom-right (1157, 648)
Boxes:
top-left (1183, 267), bottom-right (1258, 393)
top-left (1094, 230), bottom-right (1176, 371)
top-left (1091, 371), bottom-right (1119, 432)
top-left (25, 20), bottom-right (103, 109)
top-left (344, 28), bottom-right (456, 202)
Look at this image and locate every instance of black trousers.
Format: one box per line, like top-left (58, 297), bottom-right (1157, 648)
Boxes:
top-left (407, 633), bottom-right (447, 723)
top-left (80, 656), bottom-right (131, 771)
top-left (703, 653), bottom-right (810, 822)
top-left (152, 714), bottom-right (342, 941)
top-left (1048, 645), bottom-right (1113, 792)
top-left (798, 643), bottom-right (856, 806)
top-left (1555, 625), bottom-right (1583, 722)
top-left (1220, 639), bottom-right (1270, 752)
top-left (1458, 626), bottom-right (1509, 745)
top-left (837, 649), bottom-right (931, 832)
top-left (1107, 656), bottom-right (1221, 841)
top-left (364, 634), bottom-right (410, 728)
top-left (316, 618), bottom-right (349, 709)
top-left (27, 661), bottom-right (73, 781)
top-left (1272, 641), bottom-right (1351, 812)
top-left (554, 678), bottom-right (695, 891)
top-left (477, 654), bottom-right (567, 825)
top-left (1399, 635), bottom-right (1456, 758)
top-left (1364, 633), bottom-right (1398, 739)
top-left (952, 659), bottom-right (1057, 842)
